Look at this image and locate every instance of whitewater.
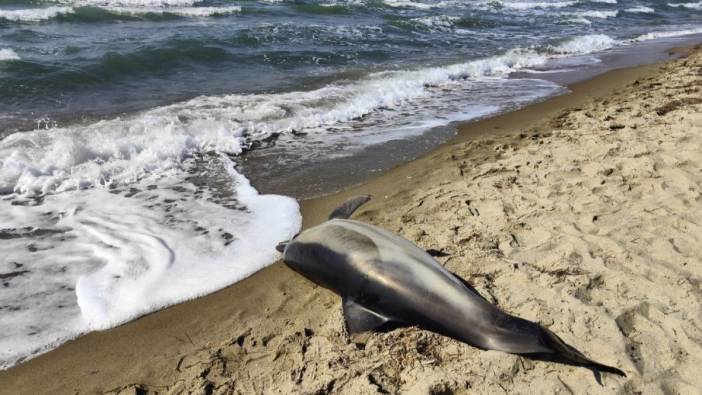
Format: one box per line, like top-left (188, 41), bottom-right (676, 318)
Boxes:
top-left (1, 0), bottom-right (701, 370)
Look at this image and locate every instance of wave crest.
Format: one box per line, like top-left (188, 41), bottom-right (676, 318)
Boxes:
top-left (0, 6), bottom-right (74, 22)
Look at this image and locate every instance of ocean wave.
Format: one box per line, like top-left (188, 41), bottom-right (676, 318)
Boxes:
top-left (564, 10), bottom-right (618, 24)
top-left (500, 1), bottom-right (576, 10)
top-left (0, 4), bottom-right (237, 24)
top-left (549, 34), bottom-right (616, 54)
top-left (625, 6), bottom-right (655, 13)
top-left (102, 5), bottom-right (241, 17)
top-left (292, 3), bottom-right (352, 14)
top-left (0, 48), bottom-right (21, 61)
top-left (5, 41), bottom-right (234, 91)
top-left (0, 49), bottom-right (554, 197)
top-left (63, 0), bottom-right (201, 6)
top-left (575, 10), bottom-right (619, 19)
top-left (0, 24), bottom-right (389, 97)
top-left (410, 15), bottom-right (460, 32)
top-left (588, 0), bottom-right (617, 3)
top-left (631, 27), bottom-right (702, 41)
top-left (382, 0), bottom-right (457, 9)
top-left (0, 6), bottom-right (74, 22)
top-left (668, 2), bottom-right (702, 10)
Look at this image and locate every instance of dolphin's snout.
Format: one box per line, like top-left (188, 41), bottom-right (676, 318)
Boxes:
top-left (276, 241), bottom-right (288, 253)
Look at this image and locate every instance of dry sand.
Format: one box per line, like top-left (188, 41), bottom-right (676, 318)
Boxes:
top-left (2, 46), bottom-right (702, 394)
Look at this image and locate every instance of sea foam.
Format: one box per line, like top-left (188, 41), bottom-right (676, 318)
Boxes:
top-left (0, 6), bottom-right (74, 22)
top-left (625, 6), bottom-right (655, 13)
top-left (0, 48), bottom-right (20, 61)
top-left (103, 5), bottom-right (241, 17)
top-left (668, 2), bottom-right (702, 10)
top-left (500, 1), bottom-right (576, 10)
top-left (412, 15), bottom-right (460, 31)
top-left (575, 10), bottom-right (619, 19)
top-left (382, 0), bottom-right (457, 9)
top-left (550, 34), bottom-right (617, 54)
top-left (0, 107), bottom-right (301, 368)
top-left (632, 27), bottom-right (702, 42)
top-left (0, 160), bottom-right (301, 369)
top-left (64, 0), bottom-right (201, 6)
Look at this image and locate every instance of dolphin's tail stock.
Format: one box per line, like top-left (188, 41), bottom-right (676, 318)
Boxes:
top-left (482, 313), bottom-right (626, 377)
top-left (536, 325), bottom-right (626, 377)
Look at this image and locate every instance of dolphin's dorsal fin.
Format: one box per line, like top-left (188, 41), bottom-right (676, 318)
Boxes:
top-left (342, 299), bottom-right (391, 334)
top-left (329, 195), bottom-right (372, 220)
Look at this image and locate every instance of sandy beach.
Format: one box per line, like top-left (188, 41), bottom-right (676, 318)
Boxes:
top-left (3, 44), bottom-right (702, 394)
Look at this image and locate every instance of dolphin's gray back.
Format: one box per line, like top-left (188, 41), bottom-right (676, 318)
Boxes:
top-left (290, 219), bottom-right (551, 353)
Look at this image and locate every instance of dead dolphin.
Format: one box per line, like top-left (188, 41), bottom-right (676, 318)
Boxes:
top-left (277, 195), bottom-right (625, 376)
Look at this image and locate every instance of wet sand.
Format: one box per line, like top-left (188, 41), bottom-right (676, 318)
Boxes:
top-left (2, 45), bottom-right (702, 394)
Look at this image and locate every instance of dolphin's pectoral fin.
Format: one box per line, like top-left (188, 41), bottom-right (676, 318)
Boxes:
top-left (329, 195), bottom-right (372, 220)
top-left (342, 299), bottom-right (393, 334)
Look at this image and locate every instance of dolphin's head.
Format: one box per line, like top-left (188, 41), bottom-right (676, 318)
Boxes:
top-left (279, 239), bottom-right (351, 291)
top-left (276, 221), bottom-right (377, 295)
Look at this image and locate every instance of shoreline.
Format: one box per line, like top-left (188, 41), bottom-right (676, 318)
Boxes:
top-left (239, 34), bottom-right (702, 201)
top-left (2, 43), bottom-right (701, 393)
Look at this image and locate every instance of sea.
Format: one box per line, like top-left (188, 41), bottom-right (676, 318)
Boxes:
top-left (0, 0), bottom-right (700, 369)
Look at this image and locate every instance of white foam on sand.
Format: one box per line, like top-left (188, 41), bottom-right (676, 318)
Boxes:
top-left (0, 84), bottom-right (306, 369)
top-left (0, 145), bottom-right (300, 369)
top-left (0, 168), bottom-right (301, 369)
top-left (0, 48), bottom-right (20, 61)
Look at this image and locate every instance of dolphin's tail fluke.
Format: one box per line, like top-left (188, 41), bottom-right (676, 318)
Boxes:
top-left (537, 326), bottom-right (627, 377)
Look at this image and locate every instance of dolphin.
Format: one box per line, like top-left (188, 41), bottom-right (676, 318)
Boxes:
top-left (277, 195), bottom-right (625, 377)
